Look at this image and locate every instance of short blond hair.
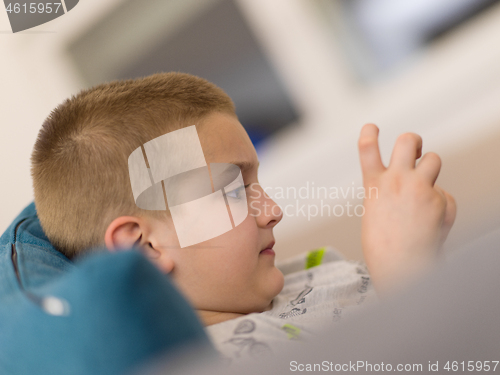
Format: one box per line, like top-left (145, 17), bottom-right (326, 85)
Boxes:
top-left (31, 72), bottom-right (236, 258)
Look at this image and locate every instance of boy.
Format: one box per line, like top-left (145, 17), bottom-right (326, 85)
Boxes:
top-left (31, 72), bottom-right (456, 361)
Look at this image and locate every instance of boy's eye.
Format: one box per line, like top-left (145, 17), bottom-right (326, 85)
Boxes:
top-left (225, 184), bottom-right (249, 200)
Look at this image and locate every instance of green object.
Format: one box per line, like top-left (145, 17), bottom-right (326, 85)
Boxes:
top-left (282, 324), bottom-right (301, 340)
top-left (305, 247), bottom-right (326, 269)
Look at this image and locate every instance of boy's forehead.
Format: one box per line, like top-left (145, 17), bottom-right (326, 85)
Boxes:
top-left (198, 113), bottom-right (259, 170)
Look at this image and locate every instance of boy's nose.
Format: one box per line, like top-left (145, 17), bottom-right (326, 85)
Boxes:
top-left (255, 189), bottom-right (283, 229)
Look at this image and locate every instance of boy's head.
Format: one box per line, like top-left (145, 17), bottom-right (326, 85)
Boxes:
top-left (31, 72), bottom-right (284, 316)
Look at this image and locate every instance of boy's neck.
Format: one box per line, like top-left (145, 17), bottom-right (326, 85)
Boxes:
top-left (198, 310), bottom-right (247, 326)
top-left (197, 301), bottom-right (274, 326)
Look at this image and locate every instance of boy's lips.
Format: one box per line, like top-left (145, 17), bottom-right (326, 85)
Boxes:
top-left (260, 240), bottom-right (275, 254)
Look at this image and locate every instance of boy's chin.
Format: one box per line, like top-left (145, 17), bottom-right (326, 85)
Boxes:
top-left (244, 271), bottom-right (285, 313)
top-left (274, 268), bottom-right (285, 294)
top-left (264, 268), bottom-right (285, 301)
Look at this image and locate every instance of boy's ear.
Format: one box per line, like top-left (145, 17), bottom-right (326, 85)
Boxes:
top-left (104, 216), bottom-right (144, 252)
top-left (104, 216), bottom-right (175, 274)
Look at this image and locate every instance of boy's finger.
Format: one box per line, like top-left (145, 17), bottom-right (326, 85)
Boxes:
top-left (389, 133), bottom-right (422, 170)
top-left (435, 186), bottom-right (457, 247)
top-left (435, 186), bottom-right (456, 225)
top-left (442, 189), bottom-right (457, 229)
top-left (416, 152), bottom-right (442, 185)
top-left (358, 124), bottom-right (385, 182)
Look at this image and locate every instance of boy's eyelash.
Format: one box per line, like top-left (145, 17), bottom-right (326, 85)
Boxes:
top-left (244, 184), bottom-right (250, 188)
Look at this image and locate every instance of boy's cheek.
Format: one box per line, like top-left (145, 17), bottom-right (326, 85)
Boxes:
top-left (248, 197), bottom-right (264, 217)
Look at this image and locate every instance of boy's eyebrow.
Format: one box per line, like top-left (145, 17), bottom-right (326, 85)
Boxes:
top-left (228, 160), bottom-right (259, 173)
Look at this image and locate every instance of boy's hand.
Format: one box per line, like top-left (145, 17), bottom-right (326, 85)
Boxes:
top-left (358, 124), bottom-right (456, 295)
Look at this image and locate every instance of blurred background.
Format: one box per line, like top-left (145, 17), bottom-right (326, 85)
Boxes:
top-left (1, 0), bottom-right (500, 261)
